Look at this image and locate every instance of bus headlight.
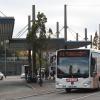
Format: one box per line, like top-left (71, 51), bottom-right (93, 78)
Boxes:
top-left (83, 81), bottom-right (91, 87)
top-left (56, 81), bottom-right (63, 86)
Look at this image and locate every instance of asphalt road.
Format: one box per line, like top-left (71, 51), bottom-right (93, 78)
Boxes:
top-left (0, 76), bottom-right (34, 100)
top-left (0, 76), bottom-right (100, 100)
top-left (17, 89), bottom-right (100, 100)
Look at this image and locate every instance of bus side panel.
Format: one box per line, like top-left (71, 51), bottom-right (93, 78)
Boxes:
top-left (92, 52), bottom-right (100, 89)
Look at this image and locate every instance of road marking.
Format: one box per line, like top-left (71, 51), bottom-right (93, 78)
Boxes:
top-left (71, 92), bottom-right (99, 100)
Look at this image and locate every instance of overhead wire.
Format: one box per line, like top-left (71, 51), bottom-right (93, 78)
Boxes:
top-left (61, 3), bottom-right (100, 40)
top-left (15, 24), bottom-right (28, 38)
top-left (16, 28), bottom-right (28, 38)
top-left (68, 28), bottom-right (76, 40)
top-left (59, 26), bottom-right (64, 32)
top-left (0, 10), bottom-right (7, 17)
top-left (68, 27), bottom-right (84, 40)
top-left (56, 25), bottom-right (85, 40)
top-left (17, 28), bottom-right (28, 38)
top-left (49, 26), bottom-right (64, 38)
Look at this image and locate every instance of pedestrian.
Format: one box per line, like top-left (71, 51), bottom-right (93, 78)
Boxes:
top-left (45, 69), bottom-right (49, 80)
top-left (5, 74), bottom-right (6, 78)
top-left (39, 78), bottom-right (43, 87)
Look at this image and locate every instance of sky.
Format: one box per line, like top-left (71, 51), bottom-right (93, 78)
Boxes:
top-left (1, 0), bottom-right (100, 41)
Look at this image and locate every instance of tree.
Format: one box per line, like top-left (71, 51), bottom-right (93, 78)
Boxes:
top-left (27, 18), bottom-right (38, 76)
top-left (93, 31), bottom-right (99, 49)
top-left (27, 12), bottom-right (52, 80)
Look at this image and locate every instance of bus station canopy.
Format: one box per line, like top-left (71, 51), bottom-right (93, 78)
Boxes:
top-left (46, 38), bottom-right (91, 51)
top-left (9, 38), bottom-right (91, 51)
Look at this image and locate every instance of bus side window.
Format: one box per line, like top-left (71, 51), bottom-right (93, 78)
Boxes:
top-left (91, 58), bottom-right (95, 66)
top-left (91, 58), bottom-right (96, 76)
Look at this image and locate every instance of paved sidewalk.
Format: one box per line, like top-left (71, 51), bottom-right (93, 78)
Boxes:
top-left (25, 79), bottom-right (56, 95)
top-left (0, 77), bottom-right (57, 100)
top-left (14, 80), bottom-right (57, 100)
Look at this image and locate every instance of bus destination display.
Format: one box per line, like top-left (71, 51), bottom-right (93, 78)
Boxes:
top-left (57, 50), bottom-right (89, 57)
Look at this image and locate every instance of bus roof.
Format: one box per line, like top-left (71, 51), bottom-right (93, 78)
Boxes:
top-left (56, 48), bottom-right (100, 54)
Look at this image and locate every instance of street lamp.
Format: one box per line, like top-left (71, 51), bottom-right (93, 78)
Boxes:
top-left (4, 40), bottom-right (9, 77)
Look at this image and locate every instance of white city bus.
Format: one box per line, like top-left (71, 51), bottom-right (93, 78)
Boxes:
top-left (56, 49), bottom-right (100, 92)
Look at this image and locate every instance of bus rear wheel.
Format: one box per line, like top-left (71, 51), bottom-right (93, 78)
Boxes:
top-left (65, 88), bottom-right (71, 93)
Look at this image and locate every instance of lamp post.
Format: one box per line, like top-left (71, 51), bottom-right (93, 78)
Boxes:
top-left (3, 40), bottom-right (9, 77)
top-left (4, 40), bottom-right (7, 77)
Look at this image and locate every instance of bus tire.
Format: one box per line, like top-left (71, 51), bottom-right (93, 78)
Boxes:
top-left (99, 77), bottom-right (100, 81)
top-left (98, 81), bottom-right (100, 91)
top-left (65, 88), bottom-right (71, 93)
top-left (97, 77), bottom-right (100, 90)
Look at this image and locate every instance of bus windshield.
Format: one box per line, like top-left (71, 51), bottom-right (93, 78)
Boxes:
top-left (57, 50), bottom-right (89, 78)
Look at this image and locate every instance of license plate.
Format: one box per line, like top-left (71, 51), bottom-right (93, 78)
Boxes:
top-left (66, 78), bottom-right (78, 82)
top-left (68, 85), bottom-right (77, 88)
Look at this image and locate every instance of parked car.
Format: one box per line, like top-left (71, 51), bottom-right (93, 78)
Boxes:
top-left (20, 73), bottom-right (25, 79)
top-left (0, 72), bottom-right (4, 80)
